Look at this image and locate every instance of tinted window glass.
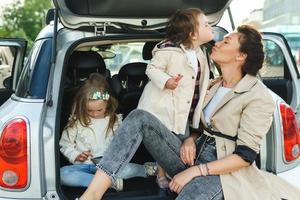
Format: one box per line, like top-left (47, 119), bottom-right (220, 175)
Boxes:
top-left (102, 42), bottom-right (147, 75)
top-left (15, 38), bottom-right (52, 98)
top-left (261, 40), bottom-right (284, 78)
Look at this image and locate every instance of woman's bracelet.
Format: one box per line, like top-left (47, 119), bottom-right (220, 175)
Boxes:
top-left (197, 165), bottom-right (202, 176)
top-left (197, 164), bottom-right (206, 176)
top-left (205, 163), bottom-right (210, 175)
top-left (201, 164), bottom-right (208, 176)
top-left (197, 164), bottom-right (211, 176)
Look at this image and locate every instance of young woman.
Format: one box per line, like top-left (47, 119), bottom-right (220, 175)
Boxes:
top-left (137, 7), bottom-right (213, 188)
top-left (59, 73), bottom-right (156, 191)
top-left (168, 25), bottom-right (300, 199)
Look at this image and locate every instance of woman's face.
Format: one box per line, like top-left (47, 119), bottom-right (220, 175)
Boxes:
top-left (192, 13), bottom-right (213, 46)
top-left (87, 100), bottom-right (107, 119)
top-left (210, 32), bottom-right (244, 65)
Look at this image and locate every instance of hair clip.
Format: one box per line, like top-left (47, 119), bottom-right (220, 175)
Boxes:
top-left (89, 91), bottom-right (110, 101)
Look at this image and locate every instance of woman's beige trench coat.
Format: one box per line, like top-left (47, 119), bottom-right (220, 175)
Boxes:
top-left (201, 74), bottom-right (300, 200)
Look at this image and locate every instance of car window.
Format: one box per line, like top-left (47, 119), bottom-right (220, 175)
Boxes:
top-left (284, 34), bottom-right (300, 68)
top-left (0, 46), bottom-right (16, 88)
top-left (101, 42), bottom-right (148, 75)
top-left (15, 38), bottom-right (52, 99)
top-left (260, 40), bottom-right (284, 78)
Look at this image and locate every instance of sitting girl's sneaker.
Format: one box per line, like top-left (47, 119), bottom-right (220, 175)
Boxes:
top-left (111, 178), bottom-right (123, 192)
top-left (144, 162), bottom-right (158, 176)
top-left (156, 175), bottom-right (170, 189)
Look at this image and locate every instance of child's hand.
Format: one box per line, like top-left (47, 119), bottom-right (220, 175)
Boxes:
top-left (165, 74), bottom-right (183, 90)
top-left (75, 150), bottom-right (92, 162)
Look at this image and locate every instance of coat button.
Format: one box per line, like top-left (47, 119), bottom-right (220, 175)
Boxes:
top-left (192, 76), bottom-right (195, 79)
top-left (187, 101), bottom-right (190, 104)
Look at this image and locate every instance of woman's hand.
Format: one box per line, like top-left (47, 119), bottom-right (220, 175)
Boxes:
top-left (169, 166), bottom-right (199, 194)
top-left (180, 137), bottom-right (196, 166)
top-left (75, 150), bottom-right (92, 162)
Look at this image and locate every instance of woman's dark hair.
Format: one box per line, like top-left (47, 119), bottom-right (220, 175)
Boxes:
top-left (166, 8), bottom-right (203, 49)
top-left (237, 25), bottom-right (264, 76)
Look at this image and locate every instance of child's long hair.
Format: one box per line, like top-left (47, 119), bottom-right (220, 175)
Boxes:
top-left (166, 8), bottom-right (204, 49)
top-left (66, 73), bottom-right (118, 136)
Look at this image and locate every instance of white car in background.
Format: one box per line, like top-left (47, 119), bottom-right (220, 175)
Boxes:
top-left (0, 0), bottom-right (299, 199)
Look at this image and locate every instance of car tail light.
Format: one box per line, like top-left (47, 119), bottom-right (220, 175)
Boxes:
top-left (0, 118), bottom-right (28, 189)
top-left (279, 103), bottom-right (300, 162)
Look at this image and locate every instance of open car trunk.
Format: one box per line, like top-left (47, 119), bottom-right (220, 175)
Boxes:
top-left (54, 1), bottom-right (232, 199)
top-left (53, 0), bottom-right (232, 29)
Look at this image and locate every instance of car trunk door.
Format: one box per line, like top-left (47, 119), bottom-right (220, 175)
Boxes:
top-left (261, 33), bottom-right (300, 176)
top-left (53, 0), bottom-right (232, 30)
top-left (262, 33), bottom-right (300, 114)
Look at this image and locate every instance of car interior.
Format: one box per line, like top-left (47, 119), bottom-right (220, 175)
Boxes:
top-left (59, 39), bottom-right (171, 200)
top-left (0, 46), bottom-right (16, 105)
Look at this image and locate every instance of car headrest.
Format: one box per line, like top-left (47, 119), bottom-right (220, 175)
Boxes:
top-left (116, 62), bottom-right (148, 93)
top-left (68, 51), bottom-right (106, 77)
top-left (142, 41), bottom-right (159, 60)
top-left (119, 62), bottom-right (147, 78)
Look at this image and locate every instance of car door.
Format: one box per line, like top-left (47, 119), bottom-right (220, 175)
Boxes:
top-left (261, 33), bottom-right (300, 188)
top-left (0, 39), bottom-right (27, 105)
top-left (261, 33), bottom-right (300, 118)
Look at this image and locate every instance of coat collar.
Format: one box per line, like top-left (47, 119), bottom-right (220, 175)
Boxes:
top-left (180, 44), bottom-right (206, 74)
top-left (201, 74), bottom-right (258, 125)
top-left (233, 74), bottom-right (259, 94)
top-left (153, 41), bottom-right (205, 75)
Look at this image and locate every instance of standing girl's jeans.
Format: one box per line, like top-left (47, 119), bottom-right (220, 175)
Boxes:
top-left (97, 109), bottom-right (223, 200)
top-left (60, 162), bottom-right (148, 187)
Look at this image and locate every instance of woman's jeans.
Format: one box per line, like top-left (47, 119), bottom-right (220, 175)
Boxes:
top-left (98, 109), bottom-right (223, 200)
top-left (60, 162), bottom-right (147, 187)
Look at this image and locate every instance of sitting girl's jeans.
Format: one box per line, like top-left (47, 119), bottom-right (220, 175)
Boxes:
top-left (60, 162), bottom-right (147, 187)
top-left (98, 109), bottom-right (223, 200)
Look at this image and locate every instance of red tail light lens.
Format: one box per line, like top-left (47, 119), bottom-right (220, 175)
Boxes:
top-left (0, 118), bottom-right (28, 189)
top-left (279, 103), bottom-right (300, 162)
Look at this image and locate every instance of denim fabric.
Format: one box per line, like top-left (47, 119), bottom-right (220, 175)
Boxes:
top-left (97, 109), bottom-right (223, 199)
top-left (176, 143), bottom-right (223, 200)
top-left (97, 109), bottom-right (186, 180)
top-left (60, 162), bottom-right (147, 187)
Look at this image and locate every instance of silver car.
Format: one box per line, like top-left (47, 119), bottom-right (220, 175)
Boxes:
top-left (0, 0), bottom-right (299, 199)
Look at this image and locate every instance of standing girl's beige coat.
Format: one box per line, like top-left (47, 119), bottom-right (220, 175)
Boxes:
top-left (138, 43), bottom-right (210, 135)
top-left (201, 75), bottom-right (300, 200)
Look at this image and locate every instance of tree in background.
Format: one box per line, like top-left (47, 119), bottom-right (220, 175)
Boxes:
top-left (0, 0), bottom-right (52, 48)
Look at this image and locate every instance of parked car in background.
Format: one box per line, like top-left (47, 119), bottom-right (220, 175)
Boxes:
top-left (0, 0), bottom-right (300, 199)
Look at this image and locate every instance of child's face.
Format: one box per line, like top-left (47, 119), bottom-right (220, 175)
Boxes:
top-left (191, 13), bottom-right (213, 47)
top-left (87, 100), bottom-right (107, 119)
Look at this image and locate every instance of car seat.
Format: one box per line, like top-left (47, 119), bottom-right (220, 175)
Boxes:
top-left (67, 50), bottom-right (110, 86)
top-left (61, 50), bottom-right (110, 136)
top-left (110, 41), bottom-right (159, 117)
top-left (110, 62), bottom-right (148, 117)
top-left (142, 41), bottom-right (158, 60)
